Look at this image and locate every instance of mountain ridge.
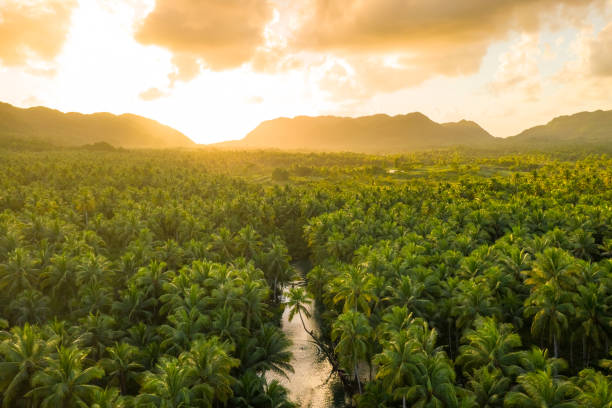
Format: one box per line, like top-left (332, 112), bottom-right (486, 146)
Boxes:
top-left (214, 112), bottom-right (496, 153)
top-left (0, 102), bottom-right (195, 149)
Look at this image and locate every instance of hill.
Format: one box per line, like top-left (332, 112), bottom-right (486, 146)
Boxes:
top-left (0, 102), bottom-right (195, 149)
top-left (214, 113), bottom-right (495, 153)
top-left (506, 109), bottom-right (612, 148)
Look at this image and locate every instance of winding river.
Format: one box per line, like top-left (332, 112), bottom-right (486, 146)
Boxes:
top-left (267, 279), bottom-right (346, 408)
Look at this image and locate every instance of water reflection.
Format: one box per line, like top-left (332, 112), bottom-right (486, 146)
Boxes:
top-left (268, 283), bottom-right (345, 408)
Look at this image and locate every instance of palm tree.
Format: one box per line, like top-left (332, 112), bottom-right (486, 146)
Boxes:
top-left (525, 285), bottom-right (574, 358)
top-left (27, 346), bottom-right (104, 408)
top-left (265, 380), bottom-right (297, 408)
top-left (8, 289), bottom-right (51, 325)
top-left (572, 283), bottom-right (611, 367)
top-left (522, 248), bottom-right (576, 291)
top-left (390, 275), bottom-right (432, 319)
top-left (374, 330), bottom-right (422, 408)
top-left (0, 248), bottom-right (38, 294)
top-left (210, 307), bottom-right (246, 344)
top-left (262, 238), bottom-right (293, 302)
top-left (0, 324), bottom-right (51, 407)
top-left (332, 266), bottom-right (375, 315)
top-left (180, 336), bottom-right (239, 406)
top-left (504, 369), bottom-right (579, 407)
top-left (306, 266), bottom-right (328, 302)
top-left (457, 316), bottom-right (522, 377)
top-left (332, 311), bottom-right (372, 394)
top-left (41, 253), bottom-right (77, 301)
top-left (73, 313), bottom-right (121, 361)
top-left (286, 287), bottom-right (312, 334)
top-left (576, 368), bottom-right (612, 408)
top-left (406, 351), bottom-right (459, 408)
top-left (466, 367), bottom-right (510, 408)
top-left (159, 307), bottom-right (209, 354)
top-left (234, 225), bottom-right (261, 260)
top-left (89, 387), bottom-right (128, 408)
top-left (378, 306), bottom-right (414, 339)
top-left (518, 346), bottom-right (568, 375)
top-left (100, 342), bottom-right (143, 395)
top-left (240, 280), bottom-right (269, 331)
top-left (244, 324), bottom-right (293, 378)
top-left (137, 357), bottom-right (193, 408)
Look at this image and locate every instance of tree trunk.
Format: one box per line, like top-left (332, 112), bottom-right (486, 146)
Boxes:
top-left (553, 335), bottom-right (558, 359)
top-left (354, 361), bottom-right (362, 394)
top-left (448, 320), bottom-right (453, 359)
top-left (403, 395), bottom-right (407, 408)
top-left (583, 335), bottom-right (587, 368)
top-left (273, 275), bottom-right (278, 302)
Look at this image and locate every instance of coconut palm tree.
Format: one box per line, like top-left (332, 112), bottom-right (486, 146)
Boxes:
top-left (522, 248), bottom-right (576, 291)
top-left (524, 285), bottom-right (574, 358)
top-left (0, 324), bottom-right (51, 408)
top-left (0, 248), bottom-right (38, 294)
top-left (572, 283), bottom-right (612, 367)
top-left (100, 342), bottom-right (143, 395)
top-left (575, 368), bottom-right (612, 408)
top-left (137, 357), bottom-right (193, 408)
top-left (457, 316), bottom-right (523, 377)
top-left (180, 336), bottom-right (239, 406)
top-left (332, 310), bottom-right (372, 394)
top-left (374, 330), bottom-right (422, 408)
top-left (27, 346), bottom-right (104, 408)
top-left (286, 287), bottom-right (312, 334)
top-left (466, 367), bottom-right (510, 408)
top-left (504, 368), bottom-right (579, 408)
top-left (332, 266), bottom-right (375, 315)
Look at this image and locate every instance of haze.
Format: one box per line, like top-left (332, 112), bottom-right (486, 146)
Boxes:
top-left (1, 0), bottom-right (611, 143)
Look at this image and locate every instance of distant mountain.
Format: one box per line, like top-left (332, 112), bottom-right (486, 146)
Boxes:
top-left (214, 113), bottom-right (495, 153)
top-left (506, 110), bottom-right (612, 147)
top-left (0, 102), bottom-right (195, 148)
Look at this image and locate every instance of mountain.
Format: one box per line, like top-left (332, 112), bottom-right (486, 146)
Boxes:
top-left (214, 113), bottom-right (495, 153)
top-left (0, 102), bottom-right (195, 148)
top-left (506, 110), bottom-right (612, 147)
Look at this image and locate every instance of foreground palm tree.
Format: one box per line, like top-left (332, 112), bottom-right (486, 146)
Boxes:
top-left (457, 316), bottom-right (522, 377)
top-left (181, 336), bottom-right (239, 405)
top-left (374, 330), bottom-right (422, 408)
top-left (100, 342), bottom-right (143, 395)
top-left (504, 368), bottom-right (579, 408)
top-left (27, 346), bottom-right (104, 408)
top-left (332, 310), bottom-right (371, 394)
top-left (0, 324), bottom-right (51, 407)
top-left (576, 368), bottom-right (612, 408)
top-left (286, 286), bottom-right (312, 333)
top-left (137, 357), bottom-right (193, 408)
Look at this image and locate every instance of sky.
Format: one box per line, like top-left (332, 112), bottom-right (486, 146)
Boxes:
top-left (1, 0), bottom-right (611, 144)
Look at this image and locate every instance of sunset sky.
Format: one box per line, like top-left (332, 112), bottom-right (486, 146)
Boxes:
top-left (1, 0), bottom-right (611, 144)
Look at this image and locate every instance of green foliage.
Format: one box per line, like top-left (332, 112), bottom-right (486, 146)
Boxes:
top-left (0, 147), bottom-right (611, 407)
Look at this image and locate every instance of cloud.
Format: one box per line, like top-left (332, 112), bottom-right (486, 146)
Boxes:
top-left (168, 54), bottom-right (201, 86)
top-left (139, 87), bottom-right (167, 101)
top-left (291, 0), bottom-right (605, 90)
top-left (246, 96), bottom-right (264, 104)
top-left (488, 34), bottom-right (543, 101)
top-left (135, 0), bottom-right (274, 71)
top-left (589, 23), bottom-right (612, 76)
top-left (0, 0), bottom-right (77, 66)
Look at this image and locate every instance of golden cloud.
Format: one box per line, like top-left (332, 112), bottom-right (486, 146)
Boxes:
top-left (590, 23), bottom-right (612, 76)
top-left (293, 0), bottom-right (604, 83)
top-left (0, 0), bottom-right (77, 66)
top-left (135, 0), bottom-right (273, 71)
top-left (139, 87), bottom-right (167, 101)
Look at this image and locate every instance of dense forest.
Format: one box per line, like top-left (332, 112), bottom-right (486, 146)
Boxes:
top-left (0, 147), bottom-right (611, 407)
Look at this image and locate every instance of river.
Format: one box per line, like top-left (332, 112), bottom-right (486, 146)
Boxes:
top-left (267, 281), bottom-right (346, 408)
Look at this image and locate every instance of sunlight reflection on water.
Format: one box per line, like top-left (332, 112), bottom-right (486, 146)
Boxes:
top-left (267, 283), bottom-right (345, 408)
